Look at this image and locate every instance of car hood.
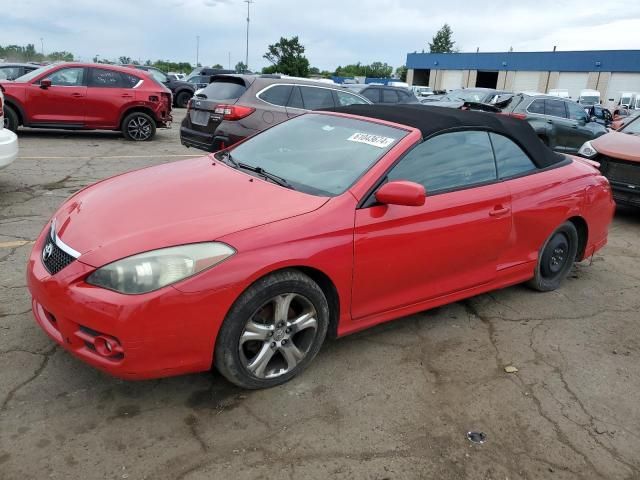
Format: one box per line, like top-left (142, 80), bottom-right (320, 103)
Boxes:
top-left (53, 156), bottom-right (329, 267)
top-left (174, 80), bottom-right (196, 89)
top-left (592, 131), bottom-right (640, 163)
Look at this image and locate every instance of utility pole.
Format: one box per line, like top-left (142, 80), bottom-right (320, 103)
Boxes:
top-left (228, 51), bottom-right (231, 70)
top-left (40, 37), bottom-right (44, 56)
top-left (196, 35), bottom-right (200, 67)
top-left (244, 0), bottom-right (254, 72)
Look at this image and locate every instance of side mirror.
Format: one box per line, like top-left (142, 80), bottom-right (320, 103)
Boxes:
top-left (40, 79), bottom-right (52, 89)
top-left (375, 181), bottom-right (426, 207)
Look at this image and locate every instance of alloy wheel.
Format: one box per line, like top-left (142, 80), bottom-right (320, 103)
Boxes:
top-left (127, 116), bottom-right (152, 140)
top-left (239, 293), bottom-right (319, 379)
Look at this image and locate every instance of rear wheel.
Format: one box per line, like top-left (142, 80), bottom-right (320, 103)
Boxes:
top-left (3, 105), bottom-right (19, 132)
top-left (528, 222), bottom-right (578, 292)
top-left (215, 270), bottom-right (329, 389)
top-left (175, 91), bottom-right (191, 108)
top-left (122, 112), bottom-right (156, 141)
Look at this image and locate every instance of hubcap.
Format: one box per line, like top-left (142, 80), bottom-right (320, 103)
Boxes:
top-left (541, 232), bottom-right (570, 278)
top-left (239, 293), bottom-right (318, 379)
top-left (127, 116), bottom-right (151, 140)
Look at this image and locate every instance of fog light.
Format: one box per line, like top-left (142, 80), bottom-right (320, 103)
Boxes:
top-left (95, 336), bottom-right (117, 357)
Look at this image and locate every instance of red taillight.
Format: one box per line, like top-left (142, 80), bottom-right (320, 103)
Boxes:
top-left (214, 104), bottom-right (255, 121)
top-left (499, 112), bottom-right (527, 120)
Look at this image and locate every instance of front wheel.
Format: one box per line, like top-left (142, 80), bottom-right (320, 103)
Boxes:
top-left (528, 222), bottom-right (579, 292)
top-left (215, 270), bottom-right (329, 389)
top-left (122, 112), bottom-right (156, 141)
top-left (3, 105), bottom-right (19, 132)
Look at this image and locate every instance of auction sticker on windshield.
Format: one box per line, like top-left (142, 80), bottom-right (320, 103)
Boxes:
top-left (347, 132), bottom-right (395, 148)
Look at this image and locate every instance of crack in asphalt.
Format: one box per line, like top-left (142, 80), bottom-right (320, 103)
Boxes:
top-left (0, 345), bottom-right (57, 413)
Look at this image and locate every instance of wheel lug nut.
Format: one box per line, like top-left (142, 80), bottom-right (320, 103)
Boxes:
top-left (282, 339), bottom-right (287, 345)
top-left (270, 342), bottom-right (276, 348)
top-left (285, 328), bottom-right (291, 333)
top-left (267, 332), bottom-right (273, 337)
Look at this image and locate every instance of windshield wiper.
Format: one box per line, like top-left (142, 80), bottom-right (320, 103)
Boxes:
top-left (216, 152), bottom-right (294, 190)
top-left (237, 163), bottom-right (295, 190)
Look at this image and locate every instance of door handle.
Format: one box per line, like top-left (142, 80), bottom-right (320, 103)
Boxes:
top-left (546, 119), bottom-right (553, 124)
top-left (70, 93), bottom-right (84, 98)
top-left (121, 94), bottom-right (134, 98)
top-left (489, 206), bottom-right (511, 217)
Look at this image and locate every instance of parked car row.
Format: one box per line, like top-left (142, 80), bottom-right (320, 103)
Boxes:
top-left (0, 87), bottom-right (19, 170)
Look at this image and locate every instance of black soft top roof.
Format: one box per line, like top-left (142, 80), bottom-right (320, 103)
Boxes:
top-left (328, 104), bottom-right (565, 169)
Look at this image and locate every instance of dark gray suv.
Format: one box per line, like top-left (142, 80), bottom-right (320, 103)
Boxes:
top-left (180, 75), bottom-right (371, 152)
top-left (502, 93), bottom-right (607, 153)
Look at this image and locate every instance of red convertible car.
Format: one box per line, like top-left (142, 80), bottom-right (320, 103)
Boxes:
top-left (27, 105), bottom-right (614, 389)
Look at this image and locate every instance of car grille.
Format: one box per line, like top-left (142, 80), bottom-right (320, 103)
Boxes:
top-left (597, 155), bottom-right (640, 187)
top-left (42, 237), bottom-right (76, 275)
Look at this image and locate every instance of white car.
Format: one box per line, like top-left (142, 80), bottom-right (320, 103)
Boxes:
top-left (0, 88), bottom-right (19, 170)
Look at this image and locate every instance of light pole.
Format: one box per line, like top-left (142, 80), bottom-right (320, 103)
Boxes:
top-left (196, 35), bottom-right (200, 67)
top-left (40, 37), bottom-right (44, 56)
top-left (244, 0), bottom-right (254, 72)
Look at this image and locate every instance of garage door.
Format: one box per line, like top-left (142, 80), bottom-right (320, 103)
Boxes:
top-left (441, 70), bottom-right (463, 91)
top-left (606, 73), bottom-right (640, 104)
top-left (512, 71), bottom-right (541, 93)
top-left (557, 72), bottom-right (589, 100)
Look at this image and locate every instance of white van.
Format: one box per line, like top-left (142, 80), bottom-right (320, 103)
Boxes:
top-left (412, 85), bottom-right (434, 97)
top-left (0, 88), bottom-right (19, 170)
top-left (578, 89), bottom-right (601, 106)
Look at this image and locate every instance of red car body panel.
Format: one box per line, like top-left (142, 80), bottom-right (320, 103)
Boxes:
top-left (1, 63), bottom-right (172, 130)
top-left (26, 112), bottom-right (615, 380)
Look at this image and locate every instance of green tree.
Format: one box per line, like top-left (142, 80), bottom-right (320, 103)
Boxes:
top-left (395, 65), bottom-right (408, 82)
top-left (48, 51), bottom-right (74, 61)
top-left (212, 63), bottom-right (224, 69)
top-left (118, 56), bottom-right (132, 64)
top-left (235, 61), bottom-right (247, 73)
top-left (429, 24), bottom-right (456, 53)
top-left (334, 62), bottom-right (393, 78)
top-left (262, 36), bottom-right (309, 77)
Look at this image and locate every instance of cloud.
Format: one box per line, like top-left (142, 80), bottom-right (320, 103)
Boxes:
top-left (1, 0), bottom-right (639, 71)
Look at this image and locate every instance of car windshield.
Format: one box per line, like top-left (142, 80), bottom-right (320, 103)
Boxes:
top-left (621, 116), bottom-right (640, 135)
top-left (226, 113), bottom-right (408, 196)
top-left (446, 90), bottom-right (488, 102)
top-left (12, 64), bottom-right (58, 83)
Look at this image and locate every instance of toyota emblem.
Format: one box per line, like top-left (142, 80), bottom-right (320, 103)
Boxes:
top-left (42, 242), bottom-right (54, 261)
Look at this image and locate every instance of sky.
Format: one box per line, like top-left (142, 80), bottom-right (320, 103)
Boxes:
top-left (2, 0), bottom-right (640, 72)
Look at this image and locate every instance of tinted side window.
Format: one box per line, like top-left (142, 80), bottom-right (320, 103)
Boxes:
top-left (45, 67), bottom-right (85, 86)
top-left (361, 88), bottom-right (379, 102)
top-left (259, 85), bottom-right (293, 106)
top-left (387, 131), bottom-right (497, 193)
top-left (0, 66), bottom-right (21, 80)
top-left (566, 101), bottom-right (588, 121)
top-left (528, 99), bottom-right (545, 114)
top-left (121, 73), bottom-right (141, 88)
top-left (490, 133), bottom-right (536, 179)
top-left (544, 100), bottom-right (567, 118)
top-left (382, 89), bottom-right (399, 103)
top-left (287, 86), bottom-right (304, 109)
top-left (335, 90), bottom-right (368, 106)
top-left (299, 86), bottom-right (335, 110)
top-left (88, 68), bottom-right (123, 88)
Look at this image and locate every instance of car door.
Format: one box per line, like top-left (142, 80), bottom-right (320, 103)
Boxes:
top-left (565, 100), bottom-right (596, 150)
top-left (85, 67), bottom-right (140, 128)
top-left (26, 66), bottom-right (87, 125)
top-left (360, 87), bottom-right (381, 103)
top-left (351, 130), bottom-right (512, 320)
top-left (381, 88), bottom-right (400, 104)
top-left (285, 85), bottom-right (335, 117)
top-left (543, 99), bottom-right (574, 151)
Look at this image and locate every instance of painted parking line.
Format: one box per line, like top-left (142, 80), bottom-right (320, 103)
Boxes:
top-left (0, 240), bottom-right (35, 249)
top-left (18, 154), bottom-right (204, 160)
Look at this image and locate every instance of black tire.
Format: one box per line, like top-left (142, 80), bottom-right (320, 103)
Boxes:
top-left (175, 91), bottom-right (192, 108)
top-left (528, 222), bottom-right (579, 292)
top-left (3, 105), bottom-right (19, 132)
top-left (122, 112), bottom-right (156, 141)
top-left (215, 269), bottom-right (330, 389)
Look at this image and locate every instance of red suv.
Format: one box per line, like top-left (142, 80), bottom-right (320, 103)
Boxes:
top-left (1, 63), bottom-right (172, 141)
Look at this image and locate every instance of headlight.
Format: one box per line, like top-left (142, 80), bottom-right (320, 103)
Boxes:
top-left (578, 141), bottom-right (598, 158)
top-left (86, 242), bottom-right (235, 294)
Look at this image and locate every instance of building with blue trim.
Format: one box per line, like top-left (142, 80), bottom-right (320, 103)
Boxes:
top-left (405, 50), bottom-right (640, 103)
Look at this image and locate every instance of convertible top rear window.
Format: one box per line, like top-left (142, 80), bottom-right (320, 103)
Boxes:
top-left (228, 113), bottom-right (407, 196)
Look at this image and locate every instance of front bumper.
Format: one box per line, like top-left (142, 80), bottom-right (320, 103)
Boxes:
top-left (610, 182), bottom-right (640, 207)
top-left (26, 226), bottom-right (235, 380)
top-left (0, 127), bottom-right (18, 170)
